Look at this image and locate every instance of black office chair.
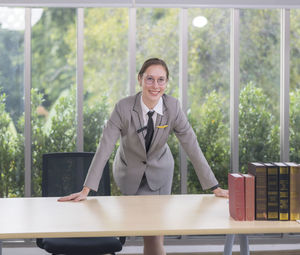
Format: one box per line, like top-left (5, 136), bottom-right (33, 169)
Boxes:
top-left (36, 152), bottom-right (125, 255)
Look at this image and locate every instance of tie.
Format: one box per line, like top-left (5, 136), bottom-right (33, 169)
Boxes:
top-left (145, 111), bottom-right (154, 152)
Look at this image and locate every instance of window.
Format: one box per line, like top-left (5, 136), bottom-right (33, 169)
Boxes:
top-left (83, 8), bottom-right (129, 195)
top-left (31, 8), bottom-right (77, 196)
top-left (290, 9), bottom-right (300, 162)
top-left (239, 9), bottom-right (280, 171)
top-left (0, 7), bottom-right (25, 197)
top-left (187, 8), bottom-right (230, 193)
top-left (0, 3), bottom-right (296, 198)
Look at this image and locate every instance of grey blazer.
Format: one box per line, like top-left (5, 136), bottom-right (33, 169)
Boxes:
top-left (84, 92), bottom-right (218, 195)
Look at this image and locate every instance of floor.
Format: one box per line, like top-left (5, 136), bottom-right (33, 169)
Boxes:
top-left (2, 244), bottom-right (300, 255)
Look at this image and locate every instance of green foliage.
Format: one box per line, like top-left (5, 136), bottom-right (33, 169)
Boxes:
top-left (0, 90), bottom-right (20, 197)
top-left (188, 91), bottom-right (230, 193)
top-left (45, 88), bottom-right (76, 152)
top-left (83, 95), bottom-right (109, 152)
top-left (188, 8), bottom-right (230, 104)
top-left (168, 133), bottom-right (180, 194)
top-left (0, 29), bottom-right (24, 123)
top-left (136, 8), bottom-right (179, 97)
top-left (240, 9), bottom-right (280, 107)
top-left (290, 10), bottom-right (300, 91)
top-left (239, 82), bottom-right (279, 172)
top-left (32, 87), bottom-right (77, 196)
top-left (30, 87), bottom-right (110, 196)
top-left (80, 8), bottom-right (129, 110)
top-left (31, 88), bottom-right (47, 196)
top-left (31, 8), bottom-right (76, 108)
top-left (290, 89), bottom-right (300, 162)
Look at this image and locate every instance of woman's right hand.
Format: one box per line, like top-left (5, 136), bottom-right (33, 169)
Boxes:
top-left (57, 186), bottom-right (90, 202)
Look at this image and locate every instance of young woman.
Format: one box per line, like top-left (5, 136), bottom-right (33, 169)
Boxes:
top-left (59, 58), bottom-right (228, 255)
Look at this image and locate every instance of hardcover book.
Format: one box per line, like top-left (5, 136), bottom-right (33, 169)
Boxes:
top-left (285, 162), bottom-right (300, 221)
top-left (273, 162), bottom-right (290, 221)
top-left (243, 173), bottom-right (255, 221)
top-left (265, 163), bottom-right (279, 220)
top-left (228, 173), bottom-right (245, 221)
top-left (248, 162), bottom-right (267, 220)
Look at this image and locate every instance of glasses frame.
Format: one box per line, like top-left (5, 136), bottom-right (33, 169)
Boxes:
top-left (143, 74), bottom-right (168, 86)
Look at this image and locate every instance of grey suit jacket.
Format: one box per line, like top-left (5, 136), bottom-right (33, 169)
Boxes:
top-left (84, 92), bottom-right (218, 195)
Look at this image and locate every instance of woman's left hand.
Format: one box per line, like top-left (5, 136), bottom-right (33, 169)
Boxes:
top-left (213, 187), bottom-right (229, 198)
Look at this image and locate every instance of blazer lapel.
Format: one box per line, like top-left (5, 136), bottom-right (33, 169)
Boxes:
top-left (132, 92), bottom-right (146, 151)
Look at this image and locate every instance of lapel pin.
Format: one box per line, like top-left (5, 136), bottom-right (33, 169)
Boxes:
top-left (156, 125), bottom-right (168, 129)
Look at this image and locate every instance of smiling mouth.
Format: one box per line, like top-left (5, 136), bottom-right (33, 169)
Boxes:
top-left (149, 90), bottom-right (160, 96)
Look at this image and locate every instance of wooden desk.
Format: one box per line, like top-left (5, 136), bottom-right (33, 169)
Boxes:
top-left (0, 194), bottom-right (300, 254)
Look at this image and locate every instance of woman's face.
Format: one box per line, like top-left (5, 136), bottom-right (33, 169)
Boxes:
top-left (139, 64), bottom-right (168, 109)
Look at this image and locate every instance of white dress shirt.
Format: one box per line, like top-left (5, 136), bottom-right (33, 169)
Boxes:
top-left (140, 96), bottom-right (163, 129)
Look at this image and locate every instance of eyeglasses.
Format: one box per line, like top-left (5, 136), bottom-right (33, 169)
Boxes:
top-left (143, 75), bottom-right (167, 86)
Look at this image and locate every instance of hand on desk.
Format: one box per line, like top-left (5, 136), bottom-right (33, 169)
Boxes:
top-left (213, 187), bottom-right (229, 198)
top-left (58, 186), bottom-right (90, 202)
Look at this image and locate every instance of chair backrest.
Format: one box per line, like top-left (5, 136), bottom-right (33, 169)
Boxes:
top-left (42, 152), bottom-right (110, 197)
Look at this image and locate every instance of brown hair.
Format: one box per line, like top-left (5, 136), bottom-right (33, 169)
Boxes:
top-left (138, 58), bottom-right (169, 81)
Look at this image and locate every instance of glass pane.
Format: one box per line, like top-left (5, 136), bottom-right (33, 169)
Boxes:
top-left (187, 9), bottom-right (230, 193)
top-left (0, 7), bottom-right (25, 197)
top-left (137, 8), bottom-right (180, 193)
top-left (239, 9), bottom-right (280, 171)
top-left (137, 8), bottom-right (179, 97)
top-left (84, 8), bottom-right (129, 195)
top-left (31, 8), bottom-right (77, 196)
top-left (290, 9), bottom-right (300, 162)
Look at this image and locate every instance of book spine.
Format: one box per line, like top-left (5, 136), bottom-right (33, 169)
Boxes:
top-left (279, 166), bottom-right (290, 221)
top-left (244, 175), bottom-right (255, 221)
top-left (254, 167), bottom-right (267, 220)
top-left (290, 166), bottom-right (300, 220)
top-left (267, 167), bottom-right (279, 220)
top-left (228, 174), bottom-right (245, 221)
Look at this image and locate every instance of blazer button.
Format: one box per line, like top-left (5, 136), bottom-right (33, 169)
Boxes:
top-left (142, 161), bottom-right (146, 165)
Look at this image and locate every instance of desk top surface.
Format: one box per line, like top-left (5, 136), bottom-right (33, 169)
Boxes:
top-left (0, 194), bottom-right (300, 239)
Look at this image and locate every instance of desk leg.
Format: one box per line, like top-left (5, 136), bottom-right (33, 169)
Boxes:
top-left (238, 234), bottom-right (249, 255)
top-left (223, 234), bottom-right (235, 255)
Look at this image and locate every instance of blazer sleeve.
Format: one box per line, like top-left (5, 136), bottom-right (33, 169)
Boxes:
top-left (172, 100), bottom-right (218, 190)
top-left (84, 102), bottom-right (123, 191)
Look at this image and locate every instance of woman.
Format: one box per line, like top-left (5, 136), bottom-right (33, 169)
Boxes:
top-left (59, 58), bottom-right (228, 255)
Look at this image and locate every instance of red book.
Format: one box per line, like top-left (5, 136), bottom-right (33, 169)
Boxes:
top-left (243, 174), bottom-right (255, 221)
top-left (228, 173), bottom-right (245, 221)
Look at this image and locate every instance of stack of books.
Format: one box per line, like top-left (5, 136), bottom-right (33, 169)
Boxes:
top-left (228, 162), bottom-right (300, 221)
